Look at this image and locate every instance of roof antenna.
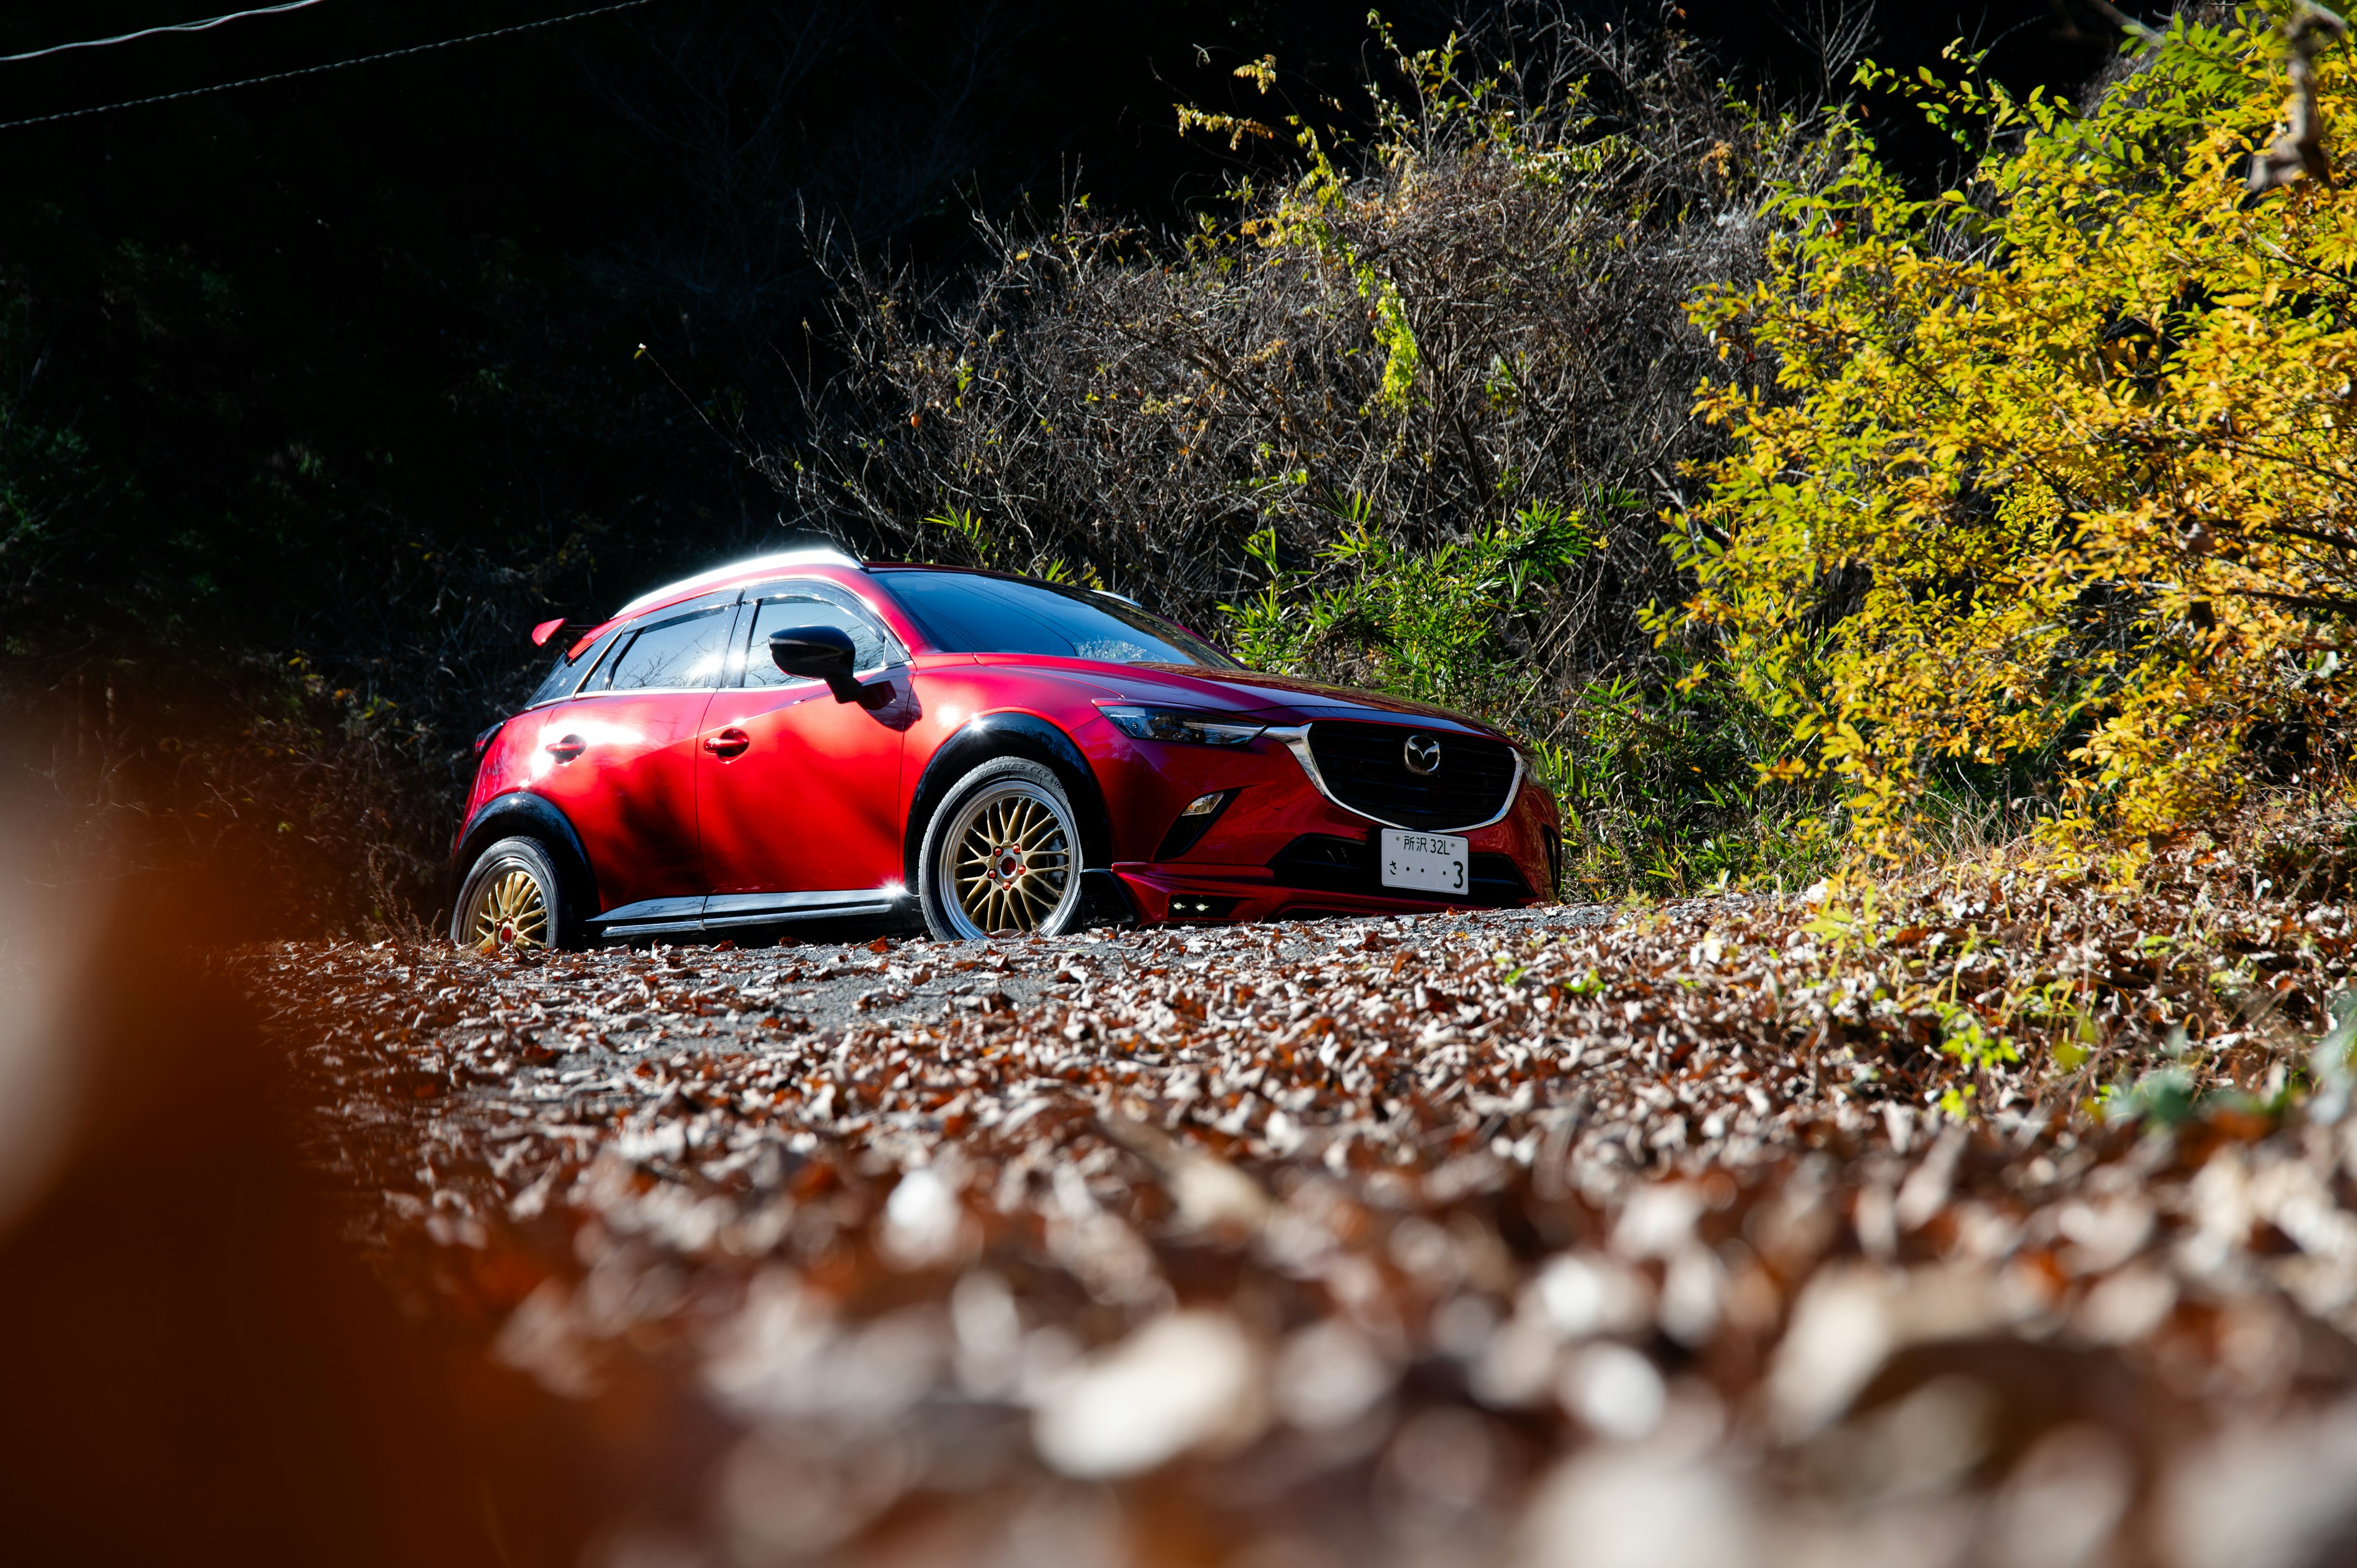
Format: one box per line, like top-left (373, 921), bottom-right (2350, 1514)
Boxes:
top-left (634, 343), bottom-right (752, 460)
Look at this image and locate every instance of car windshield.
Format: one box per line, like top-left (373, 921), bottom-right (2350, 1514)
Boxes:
top-left (878, 571), bottom-right (1238, 668)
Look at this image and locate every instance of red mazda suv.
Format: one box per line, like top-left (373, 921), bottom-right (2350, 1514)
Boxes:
top-left (449, 547), bottom-right (1560, 949)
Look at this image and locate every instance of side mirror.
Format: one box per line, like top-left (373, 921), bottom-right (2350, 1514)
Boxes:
top-left (768, 625), bottom-right (865, 703)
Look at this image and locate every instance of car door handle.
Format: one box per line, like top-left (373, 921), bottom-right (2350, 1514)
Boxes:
top-left (703, 727), bottom-right (751, 759)
top-left (544, 734), bottom-right (586, 763)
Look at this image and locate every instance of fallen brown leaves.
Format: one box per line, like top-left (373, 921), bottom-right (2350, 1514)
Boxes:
top-left (242, 819), bottom-right (2357, 1567)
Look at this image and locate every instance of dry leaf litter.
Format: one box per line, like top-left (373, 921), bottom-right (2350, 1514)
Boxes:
top-left (247, 833), bottom-right (2357, 1568)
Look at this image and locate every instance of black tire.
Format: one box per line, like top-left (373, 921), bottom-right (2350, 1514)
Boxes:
top-left (449, 836), bottom-right (581, 952)
top-left (917, 757), bottom-right (1085, 940)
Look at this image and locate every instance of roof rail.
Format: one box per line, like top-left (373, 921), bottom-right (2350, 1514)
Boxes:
top-left (614, 545), bottom-right (864, 619)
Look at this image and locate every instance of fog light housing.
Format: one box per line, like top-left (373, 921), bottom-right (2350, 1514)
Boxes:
top-left (1154, 789), bottom-right (1237, 860)
top-left (1167, 895), bottom-right (1239, 922)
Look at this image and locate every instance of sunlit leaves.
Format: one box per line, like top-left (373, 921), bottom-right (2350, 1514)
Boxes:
top-left (1682, 10), bottom-right (2357, 852)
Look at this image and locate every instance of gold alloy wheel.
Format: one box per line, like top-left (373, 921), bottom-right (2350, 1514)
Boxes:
top-left (466, 865), bottom-right (550, 952)
top-left (948, 784), bottom-right (1074, 935)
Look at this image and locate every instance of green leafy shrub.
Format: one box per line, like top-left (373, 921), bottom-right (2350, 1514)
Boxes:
top-left (1221, 499), bottom-right (1592, 719)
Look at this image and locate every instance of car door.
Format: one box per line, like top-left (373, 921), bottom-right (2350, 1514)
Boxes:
top-left (527, 593), bottom-right (738, 921)
top-left (697, 581), bottom-right (913, 919)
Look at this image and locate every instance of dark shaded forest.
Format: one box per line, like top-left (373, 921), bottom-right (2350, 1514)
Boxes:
top-left (0, 0), bottom-right (2140, 933)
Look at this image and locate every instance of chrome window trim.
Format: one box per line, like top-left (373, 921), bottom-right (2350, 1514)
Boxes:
top-left (1263, 721), bottom-right (1525, 833)
top-left (557, 684), bottom-right (730, 701)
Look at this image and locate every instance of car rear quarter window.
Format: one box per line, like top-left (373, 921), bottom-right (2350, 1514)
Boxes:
top-left (879, 571), bottom-right (1237, 668)
top-left (600, 605), bottom-right (733, 691)
top-left (524, 627), bottom-right (617, 707)
top-left (742, 592), bottom-right (900, 686)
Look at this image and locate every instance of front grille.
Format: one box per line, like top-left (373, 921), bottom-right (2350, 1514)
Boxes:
top-left (1269, 834), bottom-right (1532, 907)
top-left (1302, 720), bottom-right (1519, 830)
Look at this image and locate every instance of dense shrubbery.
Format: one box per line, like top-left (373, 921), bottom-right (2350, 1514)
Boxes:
top-left (1678, 6), bottom-right (2357, 859)
top-left (791, 2), bottom-right (2357, 889)
top-left (785, 16), bottom-right (1840, 893)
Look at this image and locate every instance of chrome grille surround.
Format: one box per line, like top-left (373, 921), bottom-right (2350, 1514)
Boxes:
top-left (1265, 720), bottom-right (1523, 832)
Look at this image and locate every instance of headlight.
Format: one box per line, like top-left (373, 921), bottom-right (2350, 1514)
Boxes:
top-left (1099, 705), bottom-right (1264, 747)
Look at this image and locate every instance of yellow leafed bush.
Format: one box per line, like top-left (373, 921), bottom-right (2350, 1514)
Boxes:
top-left (1675, 6), bottom-right (2357, 853)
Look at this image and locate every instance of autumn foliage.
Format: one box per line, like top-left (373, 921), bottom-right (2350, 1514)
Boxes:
top-left (1678, 6), bottom-right (2357, 854)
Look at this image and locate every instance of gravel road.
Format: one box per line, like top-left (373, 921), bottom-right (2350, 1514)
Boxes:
top-left (245, 868), bottom-right (2357, 1568)
top-left (424, 904), bottom-right (1606, 1046)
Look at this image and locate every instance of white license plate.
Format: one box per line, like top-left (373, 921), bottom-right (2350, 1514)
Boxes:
top-left (1379, 828), bottom-right (1469, 895)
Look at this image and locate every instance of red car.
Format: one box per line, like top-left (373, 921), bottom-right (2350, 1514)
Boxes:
top-left (449, 547), bottom-right (1561, 949)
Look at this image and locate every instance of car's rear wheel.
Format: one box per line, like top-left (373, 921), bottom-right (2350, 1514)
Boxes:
top-left (451, 836), bottom-right (574, 952)
top-left (919, 759), bottom-right (1083, 940)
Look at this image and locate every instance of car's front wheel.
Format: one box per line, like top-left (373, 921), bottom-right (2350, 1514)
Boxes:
top-left (919, 759), bottom-right (1084, 940)
top-left (450, 836), bottom-right (577, 952)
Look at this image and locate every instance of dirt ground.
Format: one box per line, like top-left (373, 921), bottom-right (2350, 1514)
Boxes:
top-left (227, 847), bottom-right (2357, 1568)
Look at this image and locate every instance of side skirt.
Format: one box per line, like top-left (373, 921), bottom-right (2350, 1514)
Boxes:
top-left (589, 889), bottom-right (910, 940)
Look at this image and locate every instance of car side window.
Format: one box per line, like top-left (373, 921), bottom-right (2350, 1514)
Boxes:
top-left (741, 592), bottom-right (901, 687)
top-left (524, 624), bottom-right (622, 706)
top-left (600, 605), bottom-right (733, 692)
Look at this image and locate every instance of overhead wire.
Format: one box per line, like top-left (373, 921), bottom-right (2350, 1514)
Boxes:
top-left (1, 2), bottom-right (328, 64)
top-left (0, 0), bottom-right (656, 131)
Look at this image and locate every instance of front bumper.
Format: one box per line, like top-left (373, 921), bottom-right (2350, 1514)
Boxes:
top-left (1084, 705), bottom-right (1560, 925)
top-left (1108, 778), bottom-right (1558, 924)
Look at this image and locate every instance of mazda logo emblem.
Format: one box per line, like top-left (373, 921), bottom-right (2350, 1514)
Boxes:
top-left (1403, 733), bottom-right (1442, 775)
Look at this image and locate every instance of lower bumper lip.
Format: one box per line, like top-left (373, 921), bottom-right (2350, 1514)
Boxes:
top-left (1107, 860), bottom-right (1543, 922)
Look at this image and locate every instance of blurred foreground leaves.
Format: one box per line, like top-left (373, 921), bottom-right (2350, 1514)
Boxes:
top-left (243, 798), bottom-right (2357, 1566)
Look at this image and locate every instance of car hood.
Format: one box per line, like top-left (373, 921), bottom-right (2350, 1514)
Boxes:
top-left (1008, 658), bottom-right (1515, 741)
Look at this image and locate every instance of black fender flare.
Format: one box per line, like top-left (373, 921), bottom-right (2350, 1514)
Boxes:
top-left (902, 712), bottom-right (1113, 888)
top-left (450, 790), bottom-right (602, 918)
